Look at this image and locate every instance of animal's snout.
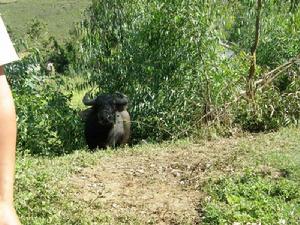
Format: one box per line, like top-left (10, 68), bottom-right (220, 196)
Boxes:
top-left (98, 110), bottom-right (114, 125)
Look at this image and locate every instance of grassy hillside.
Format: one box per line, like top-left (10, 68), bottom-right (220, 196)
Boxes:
top-left (15, 127), bottom-right (300, 224)
top-left (0, 0), bottom-right (90, 40)
top-left (2, 1), bottom-right (299, 224)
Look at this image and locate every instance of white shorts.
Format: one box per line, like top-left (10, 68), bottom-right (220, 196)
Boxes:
top-left (0, 15), bottom-right (19, 66)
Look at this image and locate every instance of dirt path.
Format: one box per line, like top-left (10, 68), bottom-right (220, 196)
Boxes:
top-left (67, 138), bottom-right (243, 224)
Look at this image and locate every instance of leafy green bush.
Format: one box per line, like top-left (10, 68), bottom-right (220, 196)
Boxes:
top-left (227, 1), bottom-right (300, 123)
top-left (202, 171), bottom-right (300, 224)
top-left (228, 1), bottom-right (300, 68)
top-left (6, 49), bottom-right (85, 155)
top-left (63, 0), bottom-right (300, 141)
top-left (8, 0), bottom-right (299, 149)
top-left (234, 75), bottom-right (300, 132)
top-left (217, 1), bottom-right (300, 132)
top-left (64, 0), bottom-right (246, 142)
top-left (15, 89), bottom-right (84, 155)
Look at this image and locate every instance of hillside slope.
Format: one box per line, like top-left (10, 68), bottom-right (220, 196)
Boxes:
top-left (0, 0), bottom-right (90, 40)
top-left (15, 127), bottom-right (300, 224)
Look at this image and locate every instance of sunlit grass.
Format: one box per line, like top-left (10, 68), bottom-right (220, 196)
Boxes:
top-left (0, 0), bottom-right (90, 41)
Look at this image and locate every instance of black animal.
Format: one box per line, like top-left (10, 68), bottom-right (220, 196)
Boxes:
top-left (81, 92), bottom-right (131, 150)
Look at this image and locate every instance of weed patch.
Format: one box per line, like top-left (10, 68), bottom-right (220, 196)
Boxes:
top-left (201, 170), bottom-right (300, 224)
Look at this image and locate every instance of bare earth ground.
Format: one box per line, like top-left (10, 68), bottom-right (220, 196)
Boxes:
top-left (65, 137), bottom-right (248, 224)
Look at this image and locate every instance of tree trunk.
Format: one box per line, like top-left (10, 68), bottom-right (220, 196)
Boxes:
top-left (247, 0), bottom-right (262, 100)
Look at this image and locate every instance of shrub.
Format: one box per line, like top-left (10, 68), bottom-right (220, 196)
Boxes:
top-left (6, 49), bottom-right (85, 155)
top-left (234, 75), bottom-right (300, 132)
top-left (228, 1), bottom-right (300, 68)
top-left (65, 0), bottom-right (245, 142)
top-left (64, 0), bottom-right (300, 141)
top-left (7, 1), bottom-right (299, 150)
top-left (14, 88), bottom-right (84, 155)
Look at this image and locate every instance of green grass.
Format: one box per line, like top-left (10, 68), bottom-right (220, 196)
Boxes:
top-left (0, 0), bottom-right (90, 41)
top-left (15, 150), bottom-right (100, 225)
top-left (202, 172), bottom-right (300, 224)
top-left (14, 127), bottom-right (300, 224)
top-left (201, 127), bottom-right (300, 224)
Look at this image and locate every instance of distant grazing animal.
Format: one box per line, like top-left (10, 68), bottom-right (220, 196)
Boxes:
top-left (81, 92), bottom-right (131, 150)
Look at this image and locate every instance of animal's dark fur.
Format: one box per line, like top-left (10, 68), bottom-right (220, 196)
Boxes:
top-left (82, 93), bottom-right (130, 150)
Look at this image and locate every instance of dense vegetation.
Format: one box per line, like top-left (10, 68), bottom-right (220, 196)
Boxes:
top-left (4, 0), bottom-right (299, 155)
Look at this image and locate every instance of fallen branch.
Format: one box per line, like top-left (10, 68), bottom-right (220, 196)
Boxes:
top-left (255, 54), bottom-right (300, 91)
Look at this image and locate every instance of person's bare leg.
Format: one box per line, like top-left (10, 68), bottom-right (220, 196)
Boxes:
top-left (0, 66), bottom-right (20, 224)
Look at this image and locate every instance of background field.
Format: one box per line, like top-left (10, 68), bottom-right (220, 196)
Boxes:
top-left (0, 0), bottom-right (90, 41)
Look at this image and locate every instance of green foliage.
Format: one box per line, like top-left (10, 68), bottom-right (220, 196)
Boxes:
top-left (234, 76), bottom-right (300, 132)
top-left (15, 88), bottom-right (84, 155)
top-left (4, 0), bottom-right (300, 152)
top-left (62, 0), bottom-right (300, 141)
top-left (6, 46), bottom-right (84, 155)
top-left (202, 171), bottom-right (300, 224)
top-left (216, 0), bottom-right (300, 132)
top-left (228, 1), bottom-right (300, 68)
top-left (65, 0), bottom-right (244, 142)
top-left (227, 1), bottom-right (300, 106)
